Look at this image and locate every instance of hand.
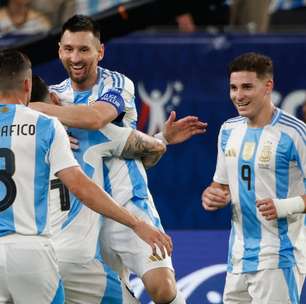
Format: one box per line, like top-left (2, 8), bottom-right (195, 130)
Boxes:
top-left (69, 136), bottom-right (79, 150)
top-left (163, 111), bottom-right (207, 144)
top-left (202, 186), bottom-right (230, 211)
top-left (256, 199), bottom-right (277, 221)
top-left (133, 220), bottom-right (173, 258)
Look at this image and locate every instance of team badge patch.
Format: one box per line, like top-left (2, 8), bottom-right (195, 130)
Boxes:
top-left (242, 142), bottom-right (256, 161)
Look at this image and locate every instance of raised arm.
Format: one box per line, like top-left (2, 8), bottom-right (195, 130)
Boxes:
top-left (121, 129), bottom-right (166, 169)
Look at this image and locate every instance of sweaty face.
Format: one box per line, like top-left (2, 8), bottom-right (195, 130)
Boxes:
top-left (59, 31), bottom-right (103, 90)
top-left (229, 71), bottom-right (272, 122)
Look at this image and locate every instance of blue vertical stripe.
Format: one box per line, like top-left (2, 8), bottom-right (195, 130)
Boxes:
top-left (282, 268), bottom-right (299, 304)
top-left (51, 279), bottom-right (65, 304)
top-left (276, 133), bottom-right (296, 268)
top-left (100, 262), bottom-right (123, 304)
top-left (238, 128), bottom-right (262, 272)
top-left (103, 163), bottom-right (112, 196)
top-left (126, 160), bottom-right (148, 199)
top-left (220, 128), bottom-right (232, 153)
top-left (0, 105), bottom-right (16, 236)
top-left (34, 116), bottom-right (53, 234)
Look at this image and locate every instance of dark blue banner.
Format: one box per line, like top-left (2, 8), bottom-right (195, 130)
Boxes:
top-left (34, 33), bottom-right (306, 229)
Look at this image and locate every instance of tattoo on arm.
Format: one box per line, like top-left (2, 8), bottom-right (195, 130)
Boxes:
top-left (121, 130), bottom-right (166, 168)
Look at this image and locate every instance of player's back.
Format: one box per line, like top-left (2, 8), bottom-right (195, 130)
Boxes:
top-left (0, 104), bottom-right (55, 237)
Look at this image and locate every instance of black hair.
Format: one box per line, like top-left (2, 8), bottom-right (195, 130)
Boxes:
top-left (60, 14), bottom-right (101, 41)
top-left (228, 52), bottom-right (273, 79)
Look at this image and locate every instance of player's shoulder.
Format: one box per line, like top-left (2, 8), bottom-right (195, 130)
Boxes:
top-left (222, 115), bottom-right (246, 129)
top-left (99, 66), bottom-right (134, 91)
top-left (49, 78), bottom-right (71, 94)
top-left (276, 109), bottom-right (306, 142)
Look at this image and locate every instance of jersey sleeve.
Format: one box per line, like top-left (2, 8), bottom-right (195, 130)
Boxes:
top-left (213, 124), bottom-right (229, 185)
top-left (97, 75), bottom-right (137, 126)
top-left (99, 123), bottom-right (133, 158)
top-left (48, 117), bottom-right (79, 175)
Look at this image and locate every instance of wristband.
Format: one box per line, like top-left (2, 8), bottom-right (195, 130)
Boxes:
top-left (154, 132), bottom-right (169, 145)
top-left (273, 196), bottom-right (305, 218)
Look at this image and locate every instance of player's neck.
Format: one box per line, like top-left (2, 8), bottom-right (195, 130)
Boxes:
top-left (0, 91), bottom-right (28, 106)
top-left (71, 73), bottom-right (98, 92)
top-left (248, 102), bottom-right (275, 128)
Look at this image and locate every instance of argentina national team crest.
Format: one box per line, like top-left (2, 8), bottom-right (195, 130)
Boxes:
top-left (137, 81), bottom-right (184, 135)
top-left (258, 141), bottom-right (273, 169)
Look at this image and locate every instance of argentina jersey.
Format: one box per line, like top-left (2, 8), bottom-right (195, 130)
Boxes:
top-left (103, 94), bottom-right (162, 229)
top-left (0, 104), bottom-right (78, 237)
top-left (50, 66), bottom-right (137, 127)
top-left (213, 108), bottom-right (306, 274)
top-left (49, 74), bottom-right (132, 263)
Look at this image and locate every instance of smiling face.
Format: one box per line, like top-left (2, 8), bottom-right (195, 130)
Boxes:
top-left (230, 71), bottom-right (273, 124)
top-left (58, 30), bottom-right (104, 91)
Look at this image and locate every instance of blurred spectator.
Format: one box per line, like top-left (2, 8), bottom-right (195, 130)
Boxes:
top-left (0, 0), bottom-right (51, 36)
top-left (174, 0), bottom-right (229, 32)
top-left (31, 0), bottom-right (76, 29)
top-left (230, 0), bottom-right (271, 33)
top-left (75, 0), bottom-right (131, 16)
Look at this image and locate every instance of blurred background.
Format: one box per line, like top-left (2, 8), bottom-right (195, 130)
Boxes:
top-left (1, 0), bottom-right (305, 302)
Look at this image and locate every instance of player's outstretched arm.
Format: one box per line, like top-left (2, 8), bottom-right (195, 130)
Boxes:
top-left (202, 182), bottom-right (231, 211)
top-left (256, 195), bottom-right (306, 220)
top-left (158, 111), bottom-right (207, 145)
top-left (29, 101), bottom-right (117, 130)
top-left (121, 129), bottom-right (167, 168)
top-left (57, 166), bottom-right (172, 257)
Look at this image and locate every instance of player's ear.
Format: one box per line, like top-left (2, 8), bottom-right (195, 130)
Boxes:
top-left (97, 43), bottom-right (104, 61)
top-left (58, 42), bottom-right (63, 60)
top-left (265, 79), bottom-right (273, 95)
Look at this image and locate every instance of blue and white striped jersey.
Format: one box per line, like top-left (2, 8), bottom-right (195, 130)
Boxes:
top-left (49, 67), bottom-right (133, 263)
top-left (0, 104), bottom-right (78, 238)
top-left (213, 108), bottom-right (306, 274)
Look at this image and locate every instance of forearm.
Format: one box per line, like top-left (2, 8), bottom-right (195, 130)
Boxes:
top-left (70, 173), bottom-right (139, 228)
top-left (29, 102), bottom-right (115, 130)
top-left (121, 130), bottom-right (166, 168)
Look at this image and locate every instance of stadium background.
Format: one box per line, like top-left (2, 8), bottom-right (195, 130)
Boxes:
top-left (2, 0), bottom-right (306, 302)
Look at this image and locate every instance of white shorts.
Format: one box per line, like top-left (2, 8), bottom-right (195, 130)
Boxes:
top-left (59, 258), bottom-right (139, 304)
top-left (100, 198), bottom-right (174, 278)
top-left (0, 234), bottom-right (64, 304)
top-left (223, 266), bottom-right (305, 304)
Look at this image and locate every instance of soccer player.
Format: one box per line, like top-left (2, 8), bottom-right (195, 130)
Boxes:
top-left (30, 75), bottom-right (172, 303)
top-left (30, 15), bottom-right (206, 304)
top-left (202, 52), bottom-right (305, 303)
top-left (0, 50), bottom-right (172, 304)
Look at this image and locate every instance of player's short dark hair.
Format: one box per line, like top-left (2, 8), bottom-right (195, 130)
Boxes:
top-left (60, 15), bottom-right (101, 41)
top-left (30, 75), bottom-right (49, 102)
top-left (0, 50), bottom-right (31, 91)
top-left (228, 52), bottom-right (273, 79)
